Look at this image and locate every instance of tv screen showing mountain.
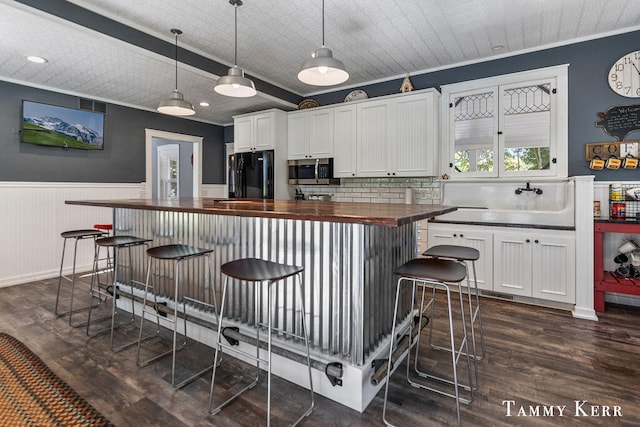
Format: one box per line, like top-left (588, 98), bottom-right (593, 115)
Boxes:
top-left (21, 100), bottom-right (104, 150)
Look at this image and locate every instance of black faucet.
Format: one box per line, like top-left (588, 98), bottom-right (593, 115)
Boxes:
top-left (515, 182), bottom-right (543, 195)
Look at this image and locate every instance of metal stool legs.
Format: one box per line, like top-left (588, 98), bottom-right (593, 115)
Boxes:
top-left (55, 229), bottom-right (105, 326)
top-left (136, 249), bottom-right (217, 388)
top-left (383, 259), bottom-right (472, 427)
top-left (209, 262), bottom-right (314, 426)
top-left (86, 236), bottom-right (151, 352)
top-left (421, 245), bottom-right (486, 392)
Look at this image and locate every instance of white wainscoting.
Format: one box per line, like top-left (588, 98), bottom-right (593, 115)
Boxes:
top-left (201, 184), bottom-right (227, 198)
top-left (0, 182), bottom-right (142, 288)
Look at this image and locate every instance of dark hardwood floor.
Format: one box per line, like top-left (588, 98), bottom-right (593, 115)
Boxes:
top-left (1, 277), bottom-right (639, 426)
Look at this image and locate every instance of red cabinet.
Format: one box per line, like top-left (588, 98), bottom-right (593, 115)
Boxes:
top-left (594, 221), bottom-right (640, 312)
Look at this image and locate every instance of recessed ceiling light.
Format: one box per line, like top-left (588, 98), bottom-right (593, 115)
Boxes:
top-left (199, 101), bottom-right (210, 107)
top-left (26, 55), bottom-right (48, 64)
top-left (491, 45), bottom-right (504, 51)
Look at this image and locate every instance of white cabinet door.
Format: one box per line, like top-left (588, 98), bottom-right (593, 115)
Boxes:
top-left (458, 231), bottom-right (493, 291)
top-left (427, 223), bottom-right (493, 291)
top-left (531, 233), bottom-right (575, 303)
top-left (308, 109), bottom-right (334, 158)
top-left (357, 100), bottom-right (393, 177)
top-left (254, 112), bottom-right (276, 151)
top-left (333, 104), bottom-right (357, 178)
top-left (234, 116), bottom-right (253, 153)
top-left (235, 110), bottom-right (285, 153)
top-left (393, 92), bottom-right (437, 176)
top-left (287, 109), bottom-right (334, 160)
top-left (287, 113), bottom-right (307, 159)
top-left (493, 231), bottom-right (532, 297)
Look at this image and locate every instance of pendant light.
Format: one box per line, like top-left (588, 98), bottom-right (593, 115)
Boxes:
top-left (214, 0), bottom-right (257, 97)
top-left (157, 28), bottom-right (196, 116)
top-left (298, 0), bottom-right (348, 86)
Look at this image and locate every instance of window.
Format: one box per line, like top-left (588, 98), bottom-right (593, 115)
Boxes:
top-left (442, 65), bottom-right (568, 178)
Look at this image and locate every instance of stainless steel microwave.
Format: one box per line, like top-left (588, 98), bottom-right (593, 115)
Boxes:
top-left (288, 158), bottom-right (339, 185)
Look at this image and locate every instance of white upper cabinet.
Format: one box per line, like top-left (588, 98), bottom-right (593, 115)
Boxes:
top-left (333, 104), bottom-right (357, 177)
top-left (355, 89), bottom-right (440, 177)
top-left (357, 99), bottom-right (393, 176)
top-left (283, 89), bottom-right (439, 177)
top-left (234, 109), bottom-right (287, 153)
top-left (441, 65), bottom-right (568, 179)
top-left (287, 108), bottom-right (334, 160)
top-left (394, 91), bottom-right (439, 176)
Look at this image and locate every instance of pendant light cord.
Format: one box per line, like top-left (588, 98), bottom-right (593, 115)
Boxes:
top-left (174, 32), bottom-right (179, 90)
top-left (321, 0), bottom-right (325, 47)
top-left (234, 2), bottom-right (238, 66)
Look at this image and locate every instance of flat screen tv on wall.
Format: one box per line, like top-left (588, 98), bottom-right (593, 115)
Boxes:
top-left (21, 100), bottom-right (105, 150)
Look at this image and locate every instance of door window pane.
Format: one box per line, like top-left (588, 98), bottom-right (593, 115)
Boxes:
top-left (502, 84), bottom-right (551, 172)
top-left (453, 92), bottom-right (495, 173)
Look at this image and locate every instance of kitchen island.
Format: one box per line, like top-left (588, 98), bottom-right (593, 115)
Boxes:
top-left (66, 198), bottom-right (455, 411)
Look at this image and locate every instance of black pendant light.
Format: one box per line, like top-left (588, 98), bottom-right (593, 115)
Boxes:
top-left (214, 0), bottom-right (257, 97)
top-left (298, 0), bottom-right (348, 86)
top-left (157, 28), bottom-right (196, 116)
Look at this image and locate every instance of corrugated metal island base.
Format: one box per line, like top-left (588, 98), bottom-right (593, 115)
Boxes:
top-left (66, 198), bottom-right (455, 411)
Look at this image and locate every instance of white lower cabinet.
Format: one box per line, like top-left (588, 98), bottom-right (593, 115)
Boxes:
top-left (494, 229), bottom-right (576, 303)
top-left (426, 223), bottom-right (493, 291)
top-left (428, 223), bottom-right (576, 304)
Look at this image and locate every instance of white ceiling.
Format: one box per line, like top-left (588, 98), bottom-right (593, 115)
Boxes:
top-left (1, 0), bottom-right (639, 125)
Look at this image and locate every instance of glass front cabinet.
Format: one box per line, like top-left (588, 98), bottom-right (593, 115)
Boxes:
top-left (441, 65), bottom-right (568, 178)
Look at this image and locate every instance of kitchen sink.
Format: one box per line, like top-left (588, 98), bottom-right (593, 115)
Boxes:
top-left (435, 179), bottom-right (575, 227)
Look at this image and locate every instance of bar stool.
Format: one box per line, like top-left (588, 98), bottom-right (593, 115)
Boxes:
top-left (383, 258), bottom-right (472, 427)
top-left (209, 258), bottom-right (314, 426)
top-left (93, 223), bottom-right (113, 267)
top-left (422, 245), bottom-right (485, 390)
top-left (86, 235), bottom-right (152, 351)
top-left (136, 244), bottom-right (218, 389)
top-left (55, 229), bottom-right (106, 326)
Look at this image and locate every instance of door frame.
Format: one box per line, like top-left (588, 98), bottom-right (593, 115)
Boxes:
top-left (145, 129), bottom-right (203, 197)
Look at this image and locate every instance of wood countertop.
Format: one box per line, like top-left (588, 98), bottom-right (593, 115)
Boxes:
top-left (66, 198), bottom-right (456, 227)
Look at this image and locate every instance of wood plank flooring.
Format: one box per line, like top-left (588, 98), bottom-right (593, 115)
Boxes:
top-left (1, 277), bottom-right (639, 426)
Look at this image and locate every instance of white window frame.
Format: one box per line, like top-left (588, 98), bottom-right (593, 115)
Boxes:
top-left (441, 65), bottom-right (568, 179)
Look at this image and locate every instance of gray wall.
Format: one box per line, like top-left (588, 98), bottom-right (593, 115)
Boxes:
top-left (308, 29), bottom-right (640, 180)
top-left (0, 80), bottom-right (226, 184)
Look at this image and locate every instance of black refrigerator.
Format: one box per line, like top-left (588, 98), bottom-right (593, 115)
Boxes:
top-left (228, 150), bottom-right (275, 199)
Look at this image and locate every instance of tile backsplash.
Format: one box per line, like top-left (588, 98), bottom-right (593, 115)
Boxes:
top-left (296, 177), bottom-right (441, 204)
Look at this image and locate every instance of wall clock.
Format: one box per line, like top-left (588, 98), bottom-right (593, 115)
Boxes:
top-left (608, 50), bottom-right (640, 98)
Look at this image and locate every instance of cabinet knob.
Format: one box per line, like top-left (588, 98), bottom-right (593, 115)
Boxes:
top-left (534, 239), bottom-right (539, 244)
top-left (352, 173), bottom-right (355, 176)
top-left (460, 234), bottom-right (464, 237)
top-left (526, 239), bottom-right (530, 243)
top-left (392, 172), bottom-right (396, 176)
top-left (453, 234), bottom-right (457, 237)
top-left (387, 172), bottom-right (390, 176)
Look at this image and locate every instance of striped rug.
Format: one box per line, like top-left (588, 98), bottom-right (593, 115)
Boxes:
top-left (0, 332), bottom-right (113, 426)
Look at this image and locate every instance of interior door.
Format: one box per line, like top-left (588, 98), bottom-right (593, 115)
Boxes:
top-left (157, 144), bottom-right (179, 199)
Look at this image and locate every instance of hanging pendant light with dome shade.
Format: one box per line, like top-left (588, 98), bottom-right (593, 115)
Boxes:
top-left (214, 0), bottom-right (257, 97)
top-left (157, 28), bottom-right (196, 116)
top-left (298, 0), bottom-right (348, 86)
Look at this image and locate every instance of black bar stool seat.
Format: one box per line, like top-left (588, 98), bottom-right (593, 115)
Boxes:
top-left (394, 258), bottom-right (467, 282)
top-left (147, 244), bottom-right (213, 260)
top-left (209, 257), bottom-right (314, 426)
top-left (86, 235), bottom-right (152, 352)
top-left (221, 258), bottom-right (304, 282)
top-left (423, 245), bottom-right (480, 262)
top-left (61, 229), bottom-right (106, 240)
top-left (55, 229), bottom-right (107, 324)
top-left (136, 244), bottom-right (217, 389)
